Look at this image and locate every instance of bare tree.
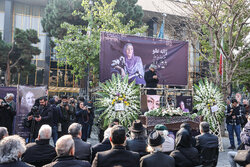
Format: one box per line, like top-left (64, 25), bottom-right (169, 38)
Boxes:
top-left (153, 0), bottom-right (250, 98)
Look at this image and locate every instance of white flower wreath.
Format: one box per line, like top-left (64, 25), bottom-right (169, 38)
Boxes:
top-left (194, 79), bottom-right (225, 131)
top-left (95, 74), bottom-right (140, 129)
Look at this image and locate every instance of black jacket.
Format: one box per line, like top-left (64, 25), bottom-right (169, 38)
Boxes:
top-left (0, 102), bottom-right (16, 134)
top-left (126, 139), bottom-right (148, 158)
top-left (43, 156), bottom-right (91, 167)
top-left (73, 137), bottom-right (91, 162)
top-left (22, 139), bottom-right (57, 167)
top-left (0, 161), bottom-right (34, 167)
top-left (91, 138), bottom-right (112, 162)
top-left (170, 129), bottom-right (200, 167)
top-left (140, 152), bottom-right (175, 167)
top-left (226, 104), bottom-right (241, 125)
top-left (195, 133), bottom-right (219, 166)
top-left (92, 145), bottom-right (140, 167)
top-left (144, 70), bottom-right (159, 95)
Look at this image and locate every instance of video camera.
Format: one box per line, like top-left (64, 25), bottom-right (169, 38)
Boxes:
top-left (0, 101), bottom-right (11, 110)
top-left (31, 106), bottom-right (40, 118)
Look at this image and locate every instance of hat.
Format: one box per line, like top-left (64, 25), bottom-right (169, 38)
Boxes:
top-left (129, 120), bottom-right (146, 132)
top-left (149, 64), bottom-right (157, 69)
top-left (148, 130), bottom-right (165, 147)
top-left (154, 124), bottom-right (167, 131)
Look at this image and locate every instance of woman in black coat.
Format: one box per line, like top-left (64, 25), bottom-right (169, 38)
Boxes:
top-left (170, 128), bottom-right (200, 167)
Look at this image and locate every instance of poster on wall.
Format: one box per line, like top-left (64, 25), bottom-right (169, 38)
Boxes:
top-left (176, 96), bottom-right (192, 113)
top-left (100, 32), bottom-right (188, 85)
top-left (141, 95), bottom-right (165, 113)
top-left (15, 85), bottom-right (47, 139)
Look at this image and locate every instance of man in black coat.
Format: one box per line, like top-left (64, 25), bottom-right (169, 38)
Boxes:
top-left (91, 127), bottom-right (112, 162)
top-left (22, 125), bottom-right (57, 167)
top-left (43, 135), bottom-right (91, 167)
top-left (127, 120), bottom-right (148, 158)
top-left (195, 122), bottom-right (219, 167)
top-left (144, 64), bottom-right (159, 95)
top-left (0, 98), bottom-right (16, 134)
top-left (140, 130), bottom-right (175, 167)
top-left (68, 123), bottom-right (91, 162)
top-left (226, 99), bottom-right (242, 149)
top-left (27, 97), bottom-right (53, 140)
top-left (92, 125), bottom-right (140, 167)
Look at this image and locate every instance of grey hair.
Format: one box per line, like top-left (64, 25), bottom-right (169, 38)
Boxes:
top-left (5, 93), bottom-right (14, 100)
top-left (56, 135), bottom-right (74, 156)
top-left (0, 127), bottom-right (8, 140)
top-left (53, 95), bottom-right (59, 99)
top-left (0, 135), bottom-right (26, 163)
top-left (39, 125), bottom-right (52, 139)
top-left (68, 123), bottom-right (82, 137)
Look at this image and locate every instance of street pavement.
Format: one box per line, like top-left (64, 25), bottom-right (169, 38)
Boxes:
top-left (87, 126), bottom-right (235, 167)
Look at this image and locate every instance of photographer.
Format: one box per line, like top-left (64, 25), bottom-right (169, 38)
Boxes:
top-left (0, 98), bottom-right (15, 134)
top-left (69, 97), bottom-right (76, 124)
top-left (27, 96), bottom-right (52, 141)
top-left (226, 99), bottom-right (242, 149)
top-left (76, 101), bottom-right (90, 141)
top-left (57, 96), bottom-right (71, 137)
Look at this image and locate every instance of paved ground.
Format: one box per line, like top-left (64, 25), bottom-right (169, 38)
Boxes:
top-left (87, 126), bottom-right (235, 167)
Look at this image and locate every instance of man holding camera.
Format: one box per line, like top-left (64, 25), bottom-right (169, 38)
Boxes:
top-left (57, 96), bottom-right (72, 137)
top-left (0, 98), bottom-right (15, 134)
top-left (226, 99), bottom-right (242, 149)
top-left (27, 96), bottom-right (52, 140)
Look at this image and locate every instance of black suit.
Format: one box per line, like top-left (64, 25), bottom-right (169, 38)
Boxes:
top-left (144, 70), bottom-right (159, 95)
top-left (92, 145), bottom-right (140, 167)
top-left (91, 138), bottom-right (112, 162)
top-left (195, 133), bottom-right (219, 167)
top-left (140, 152), bottom-right (175, 167)
top-left (43, 156), bottom-right (91, 167)
top-left (73, 137), bottom-right (91, 162)
top-left (22, 139), bottom-right (56, 167)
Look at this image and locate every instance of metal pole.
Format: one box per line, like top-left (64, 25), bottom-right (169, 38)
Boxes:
top-left (85, 0), bottom-right (93, 101)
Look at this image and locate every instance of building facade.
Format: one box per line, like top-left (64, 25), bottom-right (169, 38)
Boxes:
top-left (0, 0), bottom-right (202, 95)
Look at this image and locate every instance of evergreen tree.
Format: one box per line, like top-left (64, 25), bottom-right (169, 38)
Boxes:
top-left (0, 29), bottom-right (40, 86)
top-left (41, 0), bottom-right (144, 39)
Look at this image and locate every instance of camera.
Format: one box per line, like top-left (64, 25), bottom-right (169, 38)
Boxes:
top-left (31, 106), bottom-right (40, 118)
top-left (63, 102), bottom-right (68, 106)
top-left (1, 101), bottom-right (8, 107)
top-left (70, 100), bottom-right (75, 104)
top-left (85, 105), bottom-right (92, 109)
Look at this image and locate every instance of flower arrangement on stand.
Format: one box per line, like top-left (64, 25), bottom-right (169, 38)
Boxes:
top-left (144, 106), bottom-right (186, 117)
top-left (194, 78), bottom-right (225, 151)
top-left (193, 78), bottom-right (225, 131)
top-left (95, 74), bottom-right (140, 129)
top-left (144, 106), bottom-right (196, 119)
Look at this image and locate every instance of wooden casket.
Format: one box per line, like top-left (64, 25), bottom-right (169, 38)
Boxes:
top-left (139, 115), bottom-right (201, 132)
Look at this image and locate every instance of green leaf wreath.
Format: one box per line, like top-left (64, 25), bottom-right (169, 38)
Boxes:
top-left (194, 78), bottom-right (225, 131)
top-left (95, 74), bottom-right (140, 129)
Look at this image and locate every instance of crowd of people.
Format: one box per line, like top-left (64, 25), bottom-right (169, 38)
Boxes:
top-left (0, 92), bottom-right (250, 166)
top-left (0, 115), bottom-right (249, 167)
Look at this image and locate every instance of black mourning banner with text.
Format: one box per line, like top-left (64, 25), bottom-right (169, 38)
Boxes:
top-left (100, 32), bottom-right (188, 85)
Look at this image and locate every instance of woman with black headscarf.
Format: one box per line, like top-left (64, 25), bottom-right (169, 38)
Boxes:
top-left (170, 128), bottom-right (200, 167)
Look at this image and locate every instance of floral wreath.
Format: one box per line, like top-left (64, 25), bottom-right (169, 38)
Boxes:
top-left (95, 74), bottom-right (140, 129)
top-left (193, 79), bottom-right (225, 131)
